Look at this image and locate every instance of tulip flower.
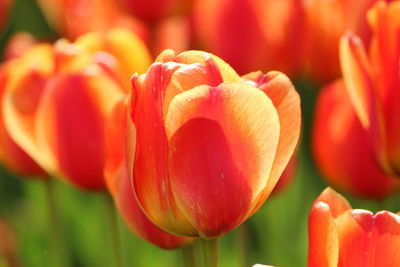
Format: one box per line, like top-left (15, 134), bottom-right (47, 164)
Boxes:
top-left (2, 29), bottom-right (151, 190)
top-left (192, 0), bottom-right (304, 75)
top-left (104, 97), bottom-right (193, 249)
top-left (127, 49), bottom-right (301, 239)
top-left (339, 1), bottom-right (400, 176)
top-left (0, 63), bottom-right (46, 177)
top-left (36, 0), bottom-right (147, 40)
top-left (308, 187), bottom-right (400, 266)
top-left (312, 80), bottom-right (399, 198)
top-left (303, 0), bottom-right (375, 84)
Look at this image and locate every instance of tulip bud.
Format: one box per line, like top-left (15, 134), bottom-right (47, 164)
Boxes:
top-left (312, 80), bottom-right (399, 198)
top-left (308, 187), bottom-right (400, 266)
top-left (104, 97), bottom-right (193, 248)
top-left (127, 49), bottom-right (301, 238)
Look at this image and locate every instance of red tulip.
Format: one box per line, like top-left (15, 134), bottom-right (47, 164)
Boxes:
top-left (104, 97), bottom-right (193, 248)
top-left (312, 80), bottom-right (399, 198)
top-left (127, 50), bottom-right (301, 238)
top-left (1, 30), bottom-right (151, 190)
top-left (308, 187), bottom-right (400, 266)
top-left (340, 1), bottom-right (400, 176)
top-left (192, 0), bottom-right (304, 75)
top-left (303, 0), bottom-right (375, 83)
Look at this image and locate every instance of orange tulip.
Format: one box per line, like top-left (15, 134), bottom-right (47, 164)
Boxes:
top-left (37, 0), bottom-right (147, 40)
top-left (0, 63), bottom-right (45, 177)
top-left (2, 29), bottom-right (151, 190)
top-left (105, 97), bottom-right (193, 248)
top-left (308, 187), bottom-right (400, 266)
top-left (127, 49), bottom-right (301, 238)
top-left (339, 1), bottom-right (400, 176)
top-left (192, 0), bottom-right (304, 76)
top-left (312, 80), bottom-right (399, 198)
top-left (303, 0), bottom-right (375, 84)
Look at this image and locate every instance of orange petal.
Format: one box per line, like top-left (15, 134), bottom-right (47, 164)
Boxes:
top-left (312, 80), bottom-right (399, 198)
top-left (314, 188), bottom-right (351, 218)
top-left (129, 63), bottom-right (195, 235)
top-left (367, 1), bottom-right (400, 174)
top-left (242, 71), bottom-right (301, 213)
top-left (165, 82), bottom-right (280, 238)
top-left (308, 201), bottom-right (339, 267)
top-left (104, 97), bottom-right (192, 249)
top-left (3, 45), bottom-right (55, 172)
top-left (340, 33), bottom-right (391, 173)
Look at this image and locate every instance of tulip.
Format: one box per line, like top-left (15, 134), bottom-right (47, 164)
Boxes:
top-left (312, 80), bottom-right (399, 198)
top-left (0, 0), bottom-right (12, 32)
top-left (36, 0), bottom-right (147, 40)
top-left (3, 32), bottom-right (38, 60)
top-left (339, 1), bottom-right (400, 176)
top-left (127, 49), bottom-right (301, 239)
top-left (2, 29), bottom-right (151, 190)
top-left (303, 0), bottom-right (375, 84)
top-left (114, 0), bottom-right (182, 23)
top-left (308, 187), bottom-right (400, 266)
top-left (0, 63), bottom-right (46, 177)
top-left (271, 155), bottom-right (297, 195)
top-left (192, 0), bottom-right (304, 75)
top-left (104, 97), bottom-right (193, 248)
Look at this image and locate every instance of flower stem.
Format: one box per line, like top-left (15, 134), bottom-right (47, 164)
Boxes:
top-left (182, 243), bottom-right (198, 267)
top-left (44, 179), bottom-right (69, 267)
top-left (104, 193), bottom-right (124, 267)
top-left (201, 239), bottom-right (218, 267)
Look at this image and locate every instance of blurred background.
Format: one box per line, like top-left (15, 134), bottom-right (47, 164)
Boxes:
top-left (1, 0), bottom-right (400, 267)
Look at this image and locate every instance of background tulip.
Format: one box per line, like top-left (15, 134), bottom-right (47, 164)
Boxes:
top-left (192, 0), bottom-right (304, 76)
top-left (312, 80), bottom-right (399, 198)
top-left (1, 30), bottom-right (150, 190)
top-left (36, 0), bottom-right (147, 40)
top-left (104, 97), bottom-right (193, 249)
top-left (340, 1), bottom-right (400, 176)
top-left (128, 50), bottom-right (301, 239)
top-left (0, 63), bottom-right (45, 177)
top-left (308, 187), bottom-right (400, 266)
top-left (0, 0), bottom-right (12, 32)
top-left (302, 0), bottom-right (375, 84)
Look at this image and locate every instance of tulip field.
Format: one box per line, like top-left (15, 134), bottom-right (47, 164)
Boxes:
top-left (1, 0), bottom-right (400, 267)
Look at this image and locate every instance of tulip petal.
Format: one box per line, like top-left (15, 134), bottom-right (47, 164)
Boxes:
top-left (242, 71), bottom-right (301, 213)
top-left (105, 98), bottom-right (192, 249)
top-left (308, 202), bottom-right (339, 267)
top-left (129, 63), bottom-right (195, 235)
top-left (3, 45), bottom-right (55, 172)
top-left (367, 1), bottom-right (400, 174)
top-left (340, 33), bottom-right (391, 173)
top-left (165, 83), bottom-right (280, 238)
top-left (314, 188), bottom-right (351, 218)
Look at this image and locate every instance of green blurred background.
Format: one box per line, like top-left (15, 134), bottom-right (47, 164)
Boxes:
top-left (1, 1), bottom-right (400, 267)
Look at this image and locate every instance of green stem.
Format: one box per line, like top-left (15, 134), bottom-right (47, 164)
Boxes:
top-left (201, 239), bottom-right (218, 267)
top-left (104, 193), bottom-right (124, 267)
top-left (44, 179), bottom-right (69, 267)
top-left (182, 243), bottom-right (198, 267)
